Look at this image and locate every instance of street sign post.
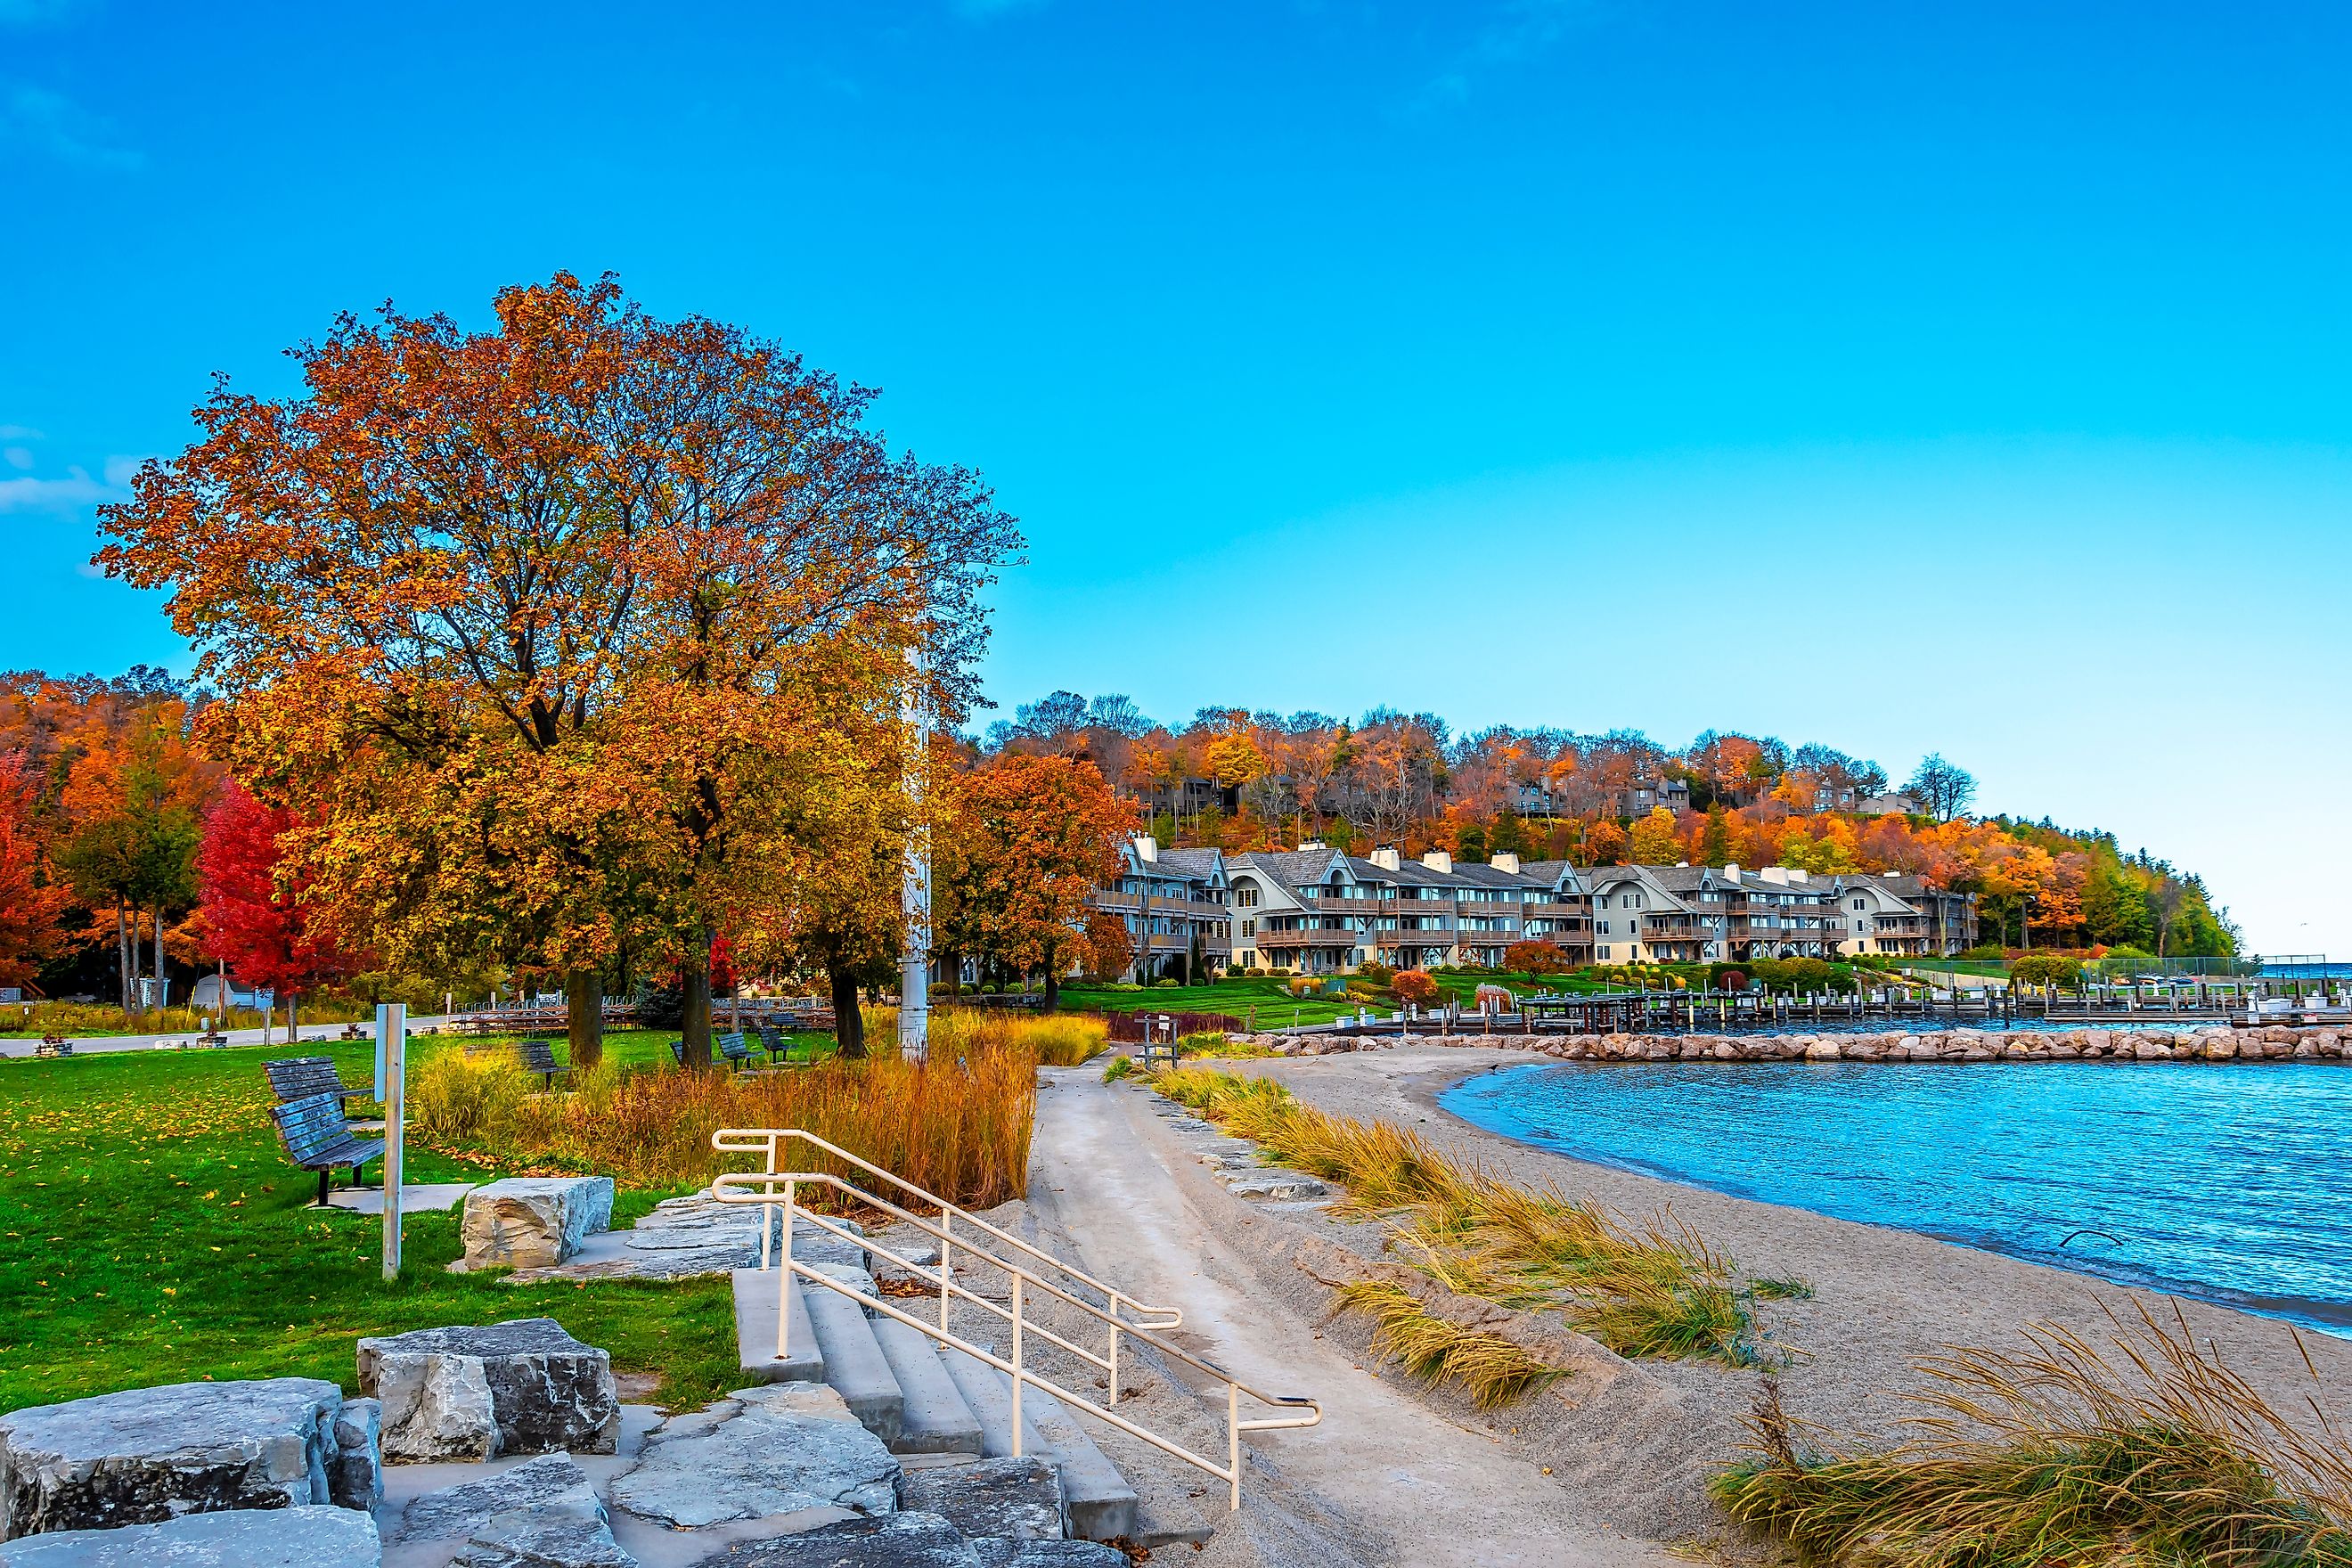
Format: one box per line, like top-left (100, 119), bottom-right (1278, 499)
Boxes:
top-left (378, 1002), bottom-right (407, 1281)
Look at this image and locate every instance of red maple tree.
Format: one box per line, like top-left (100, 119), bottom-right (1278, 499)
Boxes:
top-left (197, 780), bottom-right (353, 997)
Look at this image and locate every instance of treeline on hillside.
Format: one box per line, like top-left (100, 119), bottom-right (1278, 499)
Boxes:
top-left (982, 692), bottom-right (2237, 959)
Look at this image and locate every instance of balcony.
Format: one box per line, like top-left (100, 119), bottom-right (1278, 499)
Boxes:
top-left (1522, 901), bottom-right (1589, 918)
top-left (1256, 927), bottom-right (1359, 950)
top-left (1300, 895), bottom-right (1390, 914)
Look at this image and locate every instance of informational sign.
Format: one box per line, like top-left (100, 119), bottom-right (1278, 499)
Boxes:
top-left (0, 988), bottom-right (20, 1004)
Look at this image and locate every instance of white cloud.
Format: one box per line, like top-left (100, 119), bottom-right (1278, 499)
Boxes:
top-left (3, 447), bottom-right (31, 470)
top-left (102, 453), bottom-right (149, 487)
top-left (1, 83), bottom-right (142, 170)
top-left (954, 0), bottom-right (1049, 18)
top-left (0, 424), bottom-right (43, 439)
top-left (1415, 0), bottom-right (1604, 108)
top-left (0, 463), bottom-right (128, 514)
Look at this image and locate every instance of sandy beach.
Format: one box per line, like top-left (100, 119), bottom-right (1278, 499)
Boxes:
top-left (1228, 1045), bottom-right (2352, 1451)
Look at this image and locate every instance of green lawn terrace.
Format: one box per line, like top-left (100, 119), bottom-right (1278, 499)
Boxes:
top-left (1056, 970), bottom-right (1605, 1029)
top-left (0, 1029), bottom-right (788, 1417)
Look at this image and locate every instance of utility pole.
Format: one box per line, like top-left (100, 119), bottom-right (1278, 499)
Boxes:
top-left (900, 643), bottom-right (932, 1064)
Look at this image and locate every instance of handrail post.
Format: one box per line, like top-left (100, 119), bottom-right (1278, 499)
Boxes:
top-left (1109, 1303), bottom-right (1123, 1407)
top-left (1228, 1382), bottom-right (1241, 1510)
top-left (776, 1178), bottom-right (796, 1360)
top-left (939, 1210), bottom-right (952, 1337)
top-left (1010, 1275), bottom-right (1025, 1458)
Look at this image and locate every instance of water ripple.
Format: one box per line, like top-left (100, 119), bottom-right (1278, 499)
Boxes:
top-left (1439, 1061), bottom-right (2352, 1337)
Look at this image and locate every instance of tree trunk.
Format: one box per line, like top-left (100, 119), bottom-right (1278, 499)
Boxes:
top-left (566, 968), bottom-right (604, 1070)
top-left (681, 938), bottom-right (714, 1067)
top-left (830, 963), bottom-right (866, 1059)
top-left (1043, 962), bottom-right (1060, 1011)
top-left (117, 902), bottom-right (131, 1017)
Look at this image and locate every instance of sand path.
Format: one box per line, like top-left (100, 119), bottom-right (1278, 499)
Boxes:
top-left (1025, 1066), bottom-right (1681, 1568)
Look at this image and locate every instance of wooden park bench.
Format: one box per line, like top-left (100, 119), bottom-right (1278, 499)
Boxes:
top-left (464, 1038), bottom-right (565, 1088)
top-left (754, 1024), bottom-right (800, 1066)
top-left (268, 1091), bottom-right (386, 1208)
top-left (667, 1032), bottom-right (755, 1070)
top-left (264, 1057), bottom-right (381, 1131)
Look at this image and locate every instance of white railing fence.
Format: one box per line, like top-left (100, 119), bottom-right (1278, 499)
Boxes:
top-left (708, 1126), bottom-right (1320, 1509)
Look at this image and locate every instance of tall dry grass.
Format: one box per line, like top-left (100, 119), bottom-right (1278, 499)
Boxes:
top-left (862, 1006), bottom-right (1107, 1067)
top-left (1713, 1303), bottom-right (2352, 1567)
top-left (1153, 1066), bottom-right (1763, 1368)
top-left (1334, 1279), bottom-right (1569, 1410)
top-left (411, 1044), bottom-right (1038, 1209)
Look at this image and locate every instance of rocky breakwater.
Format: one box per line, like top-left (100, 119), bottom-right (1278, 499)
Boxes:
top-left (1231, 1023), bottom-right (2351, 1065)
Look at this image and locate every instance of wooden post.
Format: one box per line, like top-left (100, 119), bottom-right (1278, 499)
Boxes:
top-left (380, 1002), bottom-right (407, 1282)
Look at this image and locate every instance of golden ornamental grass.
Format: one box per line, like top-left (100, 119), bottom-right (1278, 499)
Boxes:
top-left (1153, 1066), bottom-right (1762, 1368)
top-left (412, 1043), bottom-right (1037, 1209)
top-left (1713, 1304), bottom-right (2352, 1567)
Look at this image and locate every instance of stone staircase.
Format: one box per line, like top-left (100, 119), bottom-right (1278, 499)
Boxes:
top-left (731, 1266), bottom-right (1156, 1545)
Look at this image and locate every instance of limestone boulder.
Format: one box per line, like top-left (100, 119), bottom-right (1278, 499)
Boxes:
top-left (396, 1451), bottom-right (632, 1567)
top-left (0, 1376), bottom-right (342, 1538)
top-left (609, 1402), bottom-right (896, 1529)
top-left (330, 1396), bottom-right (381, 1510)
top-left (459, 1177), bottom-right (615, 1270)
top-left (973, 1543), bottom-right (1131, 1568)
top-left (358, 1319), bottom-right (619, 1462)
top-left (900, 1458), bottom-right (1064, 1544)
top-left (0, 1503), bottom-right (378, 1566)
top-left (718, 1511), bottom-right (977, 1567)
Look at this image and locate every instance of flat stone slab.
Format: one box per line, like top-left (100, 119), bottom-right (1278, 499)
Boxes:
top-left (1217, 1171), bottom-right (1330, 1201)
top-left (509, 1195), bottom-right (862, 1284)
top-left (717, 1510), bottom-right (978, 1567)
top-left (324, 1181), bottom-right (476, 1215)
top-left (330, 1395), bottom-right (381, 1510)
top-left (609, 1403), bottom-right (896, 1529)
top-left (357, 1318), bottom-right (618, 1462)
top-left (459, 1177), bottom-right (615, 1270)
top-left (396, 1450), bottom-right (632, 1566)
top-left (0, 1503), bottom-right (379, 1566)
top-left (899, 1458), bottom-right (1063, 1543)
top-left (0, 1376), bottom-right (342, 1537)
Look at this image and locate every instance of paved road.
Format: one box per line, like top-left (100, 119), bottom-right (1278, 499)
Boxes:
top-left (1024, 1066), bottom-right (1678, 1568)
top-left (0, 1017), bottom-right (458, 1060)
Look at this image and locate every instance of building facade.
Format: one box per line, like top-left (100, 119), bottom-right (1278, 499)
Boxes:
top-left (1088, 836), bottom-right (1977, 978)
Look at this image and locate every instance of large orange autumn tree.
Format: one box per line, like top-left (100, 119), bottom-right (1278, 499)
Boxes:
top-left (939, 753), bottom-right (1131, 1006)
top-left (98, 273), bottom-right (1017, 1063)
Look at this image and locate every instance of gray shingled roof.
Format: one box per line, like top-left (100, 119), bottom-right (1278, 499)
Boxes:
top-left (1229, 848), bottom-right (1342, 892)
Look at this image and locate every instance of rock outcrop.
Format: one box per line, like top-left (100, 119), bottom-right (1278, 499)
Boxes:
top-left (0, 1503), bottom-right (379, 1566)
top-left (458, 1177), bottom-right (615, 1270)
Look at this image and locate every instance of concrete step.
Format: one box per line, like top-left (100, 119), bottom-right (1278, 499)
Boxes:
top-left (1020, 1382), bottom-right (1139, 1544)
top-left (940, 1344), bottom-right (1047, 1462)
top-left (872, 1317), bottom-right (984, 1460)
top-left (730, 1267), bottom-right (823, 1384)
top-left (802, 1272), bottom-right (903, 1444)
top-left (939, 1347), bottom-right (1136, 1543)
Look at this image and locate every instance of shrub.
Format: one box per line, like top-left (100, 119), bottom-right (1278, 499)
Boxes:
top-left (1355, 961), bottom-right (1396, 985)
top-left (410, 1049), bottom-right (531, 1142)
top-left (1718, 969), bottom-right (1749, 992)
top-left (1392, 970), bottom-right (1441, 1006)
top-left (2010, 954), bottom-right (2084, 990)
top-left (1503, 940), bottom-right (1574, 976)
top-left (1101, 1054), bottom-right (1134, 1082)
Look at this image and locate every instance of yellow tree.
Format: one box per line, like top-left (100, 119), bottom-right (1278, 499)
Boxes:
top-left (1628, 805), bottom-right (1681, 864)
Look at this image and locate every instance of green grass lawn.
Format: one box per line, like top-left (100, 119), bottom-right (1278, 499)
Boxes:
top-left (1058, 971), bottom-right (1605, 1028)
top-left (0, 1028), bottom-right (813, 1418)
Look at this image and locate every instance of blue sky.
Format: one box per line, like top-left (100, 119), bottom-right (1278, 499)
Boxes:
top-left (4, 1), bottom-right (2348, 951)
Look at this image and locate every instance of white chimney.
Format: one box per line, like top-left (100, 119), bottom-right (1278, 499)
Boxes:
top-left (1134, 834), bottom-right (1158, 864)
top-left (1490, 853), bottom-right (1521, 873)
top-left (1299, 839), bottom-right (1326, 851)
top-left (1760, 865), bottom-right (1789, 885)
top-left (1787, 868), bottom-right (1809, 883)
top-left (1420, 850), bottom-right (1453, 874)
top-left (1723, 862), bottom-right (1742, 880)
top-left (1370, 846), bottom-right (1401, 871)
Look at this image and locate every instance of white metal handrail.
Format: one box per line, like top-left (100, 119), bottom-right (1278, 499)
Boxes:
top-left (707, 1158), bottom-right (1321, 1509)
top-left (714, 1125), bottom-right (1182, 1333)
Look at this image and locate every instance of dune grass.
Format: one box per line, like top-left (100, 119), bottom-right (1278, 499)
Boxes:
top-left (862, 1006), bottom-right (1107, 1066)
top-left (1712, 1305), bottom-right (2352, 1568)
top-left (1150, 1066), bottom-right (1767, 1368)
top-left (1333, 1279), bottom-right (1569, 1410)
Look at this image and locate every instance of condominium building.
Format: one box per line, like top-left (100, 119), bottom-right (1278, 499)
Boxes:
top-left (1087, 837), bottom-right (1976, 978)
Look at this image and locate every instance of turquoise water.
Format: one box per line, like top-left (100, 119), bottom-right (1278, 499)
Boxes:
top-left (1440, 1062), bottom-right (2352, 1335)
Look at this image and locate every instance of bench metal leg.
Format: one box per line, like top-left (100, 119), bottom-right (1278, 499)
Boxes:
top-left (315, 1167), bottom-right (331, 1209)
